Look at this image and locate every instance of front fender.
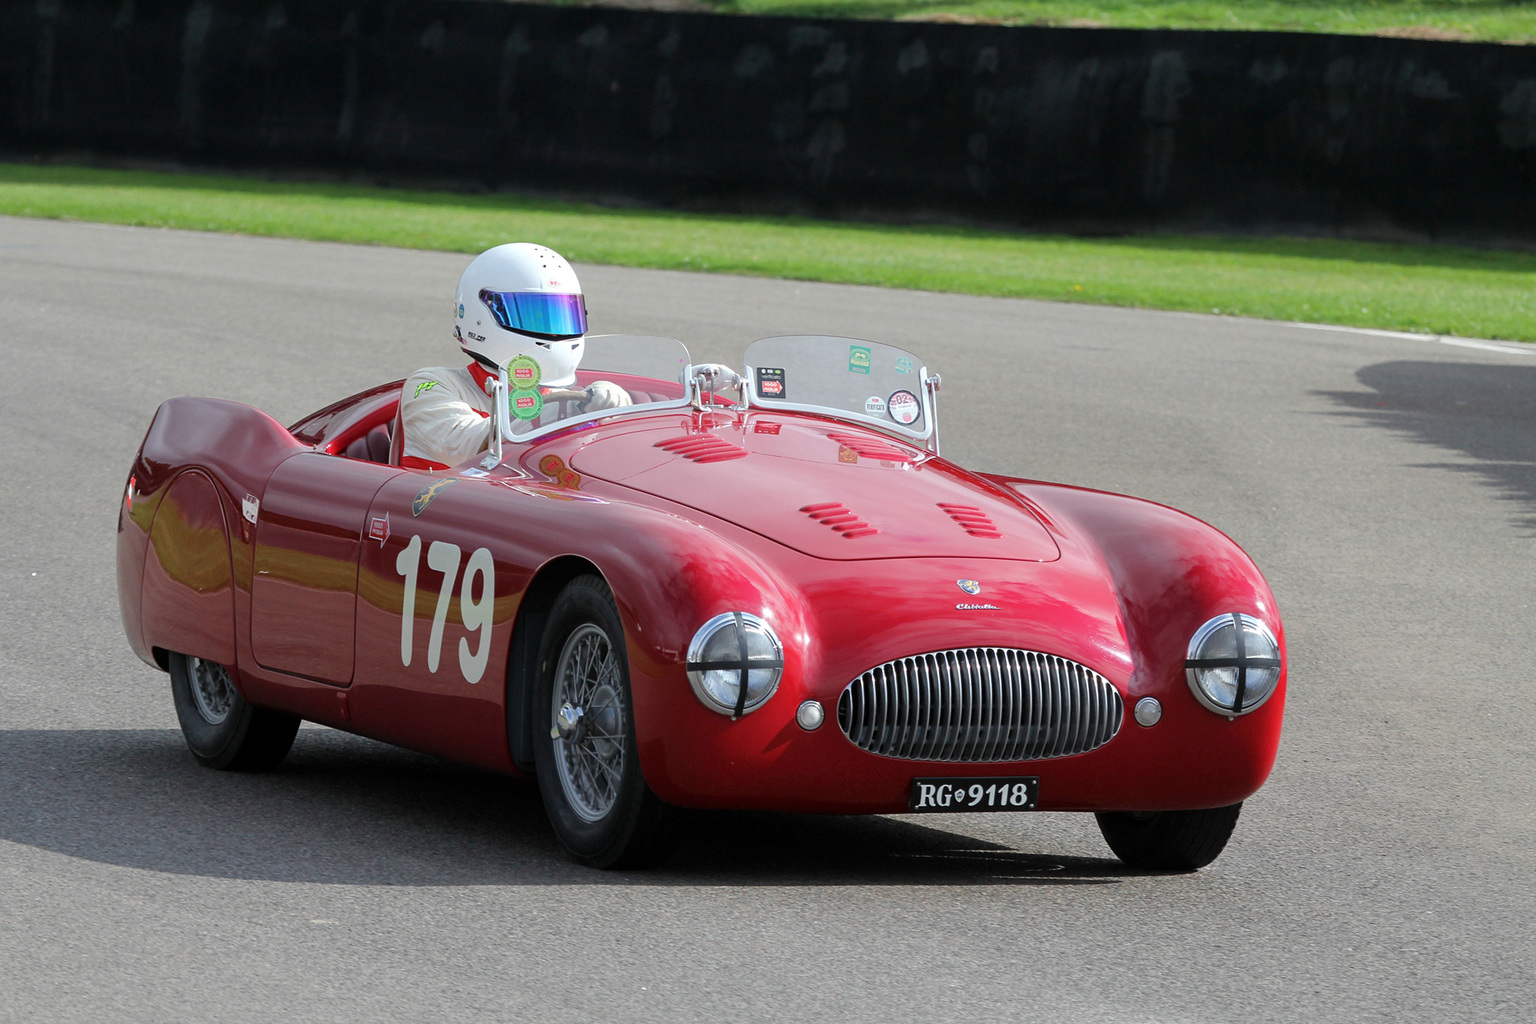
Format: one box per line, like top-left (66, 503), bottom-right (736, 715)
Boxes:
top-left (994, 475), bottom-right (1287, 808)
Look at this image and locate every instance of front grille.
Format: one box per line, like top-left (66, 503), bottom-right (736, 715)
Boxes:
top-left (836, 648), bottom-right (1123, 762)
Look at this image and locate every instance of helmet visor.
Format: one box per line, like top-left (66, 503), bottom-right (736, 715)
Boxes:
top-left (479, 289), bottom-right (587, 339)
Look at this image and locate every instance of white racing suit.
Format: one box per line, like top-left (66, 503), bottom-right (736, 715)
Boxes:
top-left (399, 362), bottom-right (635, 470)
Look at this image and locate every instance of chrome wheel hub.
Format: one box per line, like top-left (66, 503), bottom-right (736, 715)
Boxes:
top-left (188, 657), bottom-right (235, 725)
top-left (550, 624), bottom-right (626, 823)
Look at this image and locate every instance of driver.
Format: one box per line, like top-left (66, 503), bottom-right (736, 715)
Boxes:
top-left (399, 242), bottom-right (632, 470)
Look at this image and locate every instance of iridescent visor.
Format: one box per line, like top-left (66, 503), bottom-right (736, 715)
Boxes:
top-left (479, 290), bottom-right (587, 337)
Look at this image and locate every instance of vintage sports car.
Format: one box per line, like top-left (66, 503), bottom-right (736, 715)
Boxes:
top-left (117, 334), bottom-right (1285, 870)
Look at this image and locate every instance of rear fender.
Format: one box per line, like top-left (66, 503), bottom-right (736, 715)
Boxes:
top-left (119, 398), bottom-right (308, 681)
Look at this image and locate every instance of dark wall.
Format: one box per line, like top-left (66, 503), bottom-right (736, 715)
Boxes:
top-left (5, 0), bottom-right (1536, 243)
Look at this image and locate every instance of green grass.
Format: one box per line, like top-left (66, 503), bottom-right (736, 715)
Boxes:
top-left (550, 1), bottom-right (1536, 44)
top-left (3, 162), bottom-right (1534, 340)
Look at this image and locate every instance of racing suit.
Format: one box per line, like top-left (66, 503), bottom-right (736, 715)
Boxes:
top-left (399, 363), bottom-right (497, 470)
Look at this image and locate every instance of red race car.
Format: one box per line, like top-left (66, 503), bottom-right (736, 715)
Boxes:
top-left (117, 335), bottom-right (1285, 870)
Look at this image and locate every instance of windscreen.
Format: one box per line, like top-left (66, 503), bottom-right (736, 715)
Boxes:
top-left (743, 335), bottom-right (931, 439)
top-left (500, 334), bottom-right (692, 443)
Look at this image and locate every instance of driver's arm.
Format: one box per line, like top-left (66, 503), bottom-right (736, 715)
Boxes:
top-left (400, 371), bottom-right (491, 467)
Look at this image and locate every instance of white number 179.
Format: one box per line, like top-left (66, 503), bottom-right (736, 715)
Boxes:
top-left (395, 534), bottom-right (495, 683)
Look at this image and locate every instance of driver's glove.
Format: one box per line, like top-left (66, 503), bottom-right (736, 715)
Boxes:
top-left (582, 380), bottom-right (634, 411)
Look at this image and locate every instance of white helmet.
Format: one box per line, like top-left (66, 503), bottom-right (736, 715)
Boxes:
top-left (454, 243), bottom-right (586, 387)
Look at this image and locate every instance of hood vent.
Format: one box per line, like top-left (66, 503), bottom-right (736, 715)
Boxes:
top-left (654, 434), bottom-right (748, 463)
top-left (826, 432), bottom-right (917, 463)
top-left (938, 503), bottom-right (1003, 539)
top-left (800, 502), bottom-right (879, 539)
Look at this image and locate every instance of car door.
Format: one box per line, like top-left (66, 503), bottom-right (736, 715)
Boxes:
top-left (248, 453), bottom-right (400, 685)
top-left (348, 470), bottom-right (534, 772)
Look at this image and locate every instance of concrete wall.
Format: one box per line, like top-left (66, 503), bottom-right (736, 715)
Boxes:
top-left (4, 0), bottom-right (1536, 243)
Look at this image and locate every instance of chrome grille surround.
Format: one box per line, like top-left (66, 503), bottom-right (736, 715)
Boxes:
top-left (836, 648), bottom-right (1123, 762)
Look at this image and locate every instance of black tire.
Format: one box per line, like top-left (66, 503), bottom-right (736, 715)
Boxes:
top-left (1095, 803), bottom-right (1243, 871)
top-left (168, 652), bottom-right (300, 771)
top-left (532, 575), bottom-right (672, 869)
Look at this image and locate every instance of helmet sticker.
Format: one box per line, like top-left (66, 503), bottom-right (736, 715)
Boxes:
top-left (888, 390), bottom-right (921, 425)
top-left (507, 354), bottom-right (542, 389)
top-left (848, 345), bottom-right (872, 374)
top-left (457, 303), bottom-right (465, 318)
top-left (864, 395), bottom-right (887, 417)
top-left (511, 388), bottom-right (544, 421)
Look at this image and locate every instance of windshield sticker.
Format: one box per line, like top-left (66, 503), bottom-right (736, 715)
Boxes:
top-left (756, 366), bottom-right (786, 399)
top-left (894, 356), bottom-right (914, 374)
top-left (848, 346), bottom-right (871, 374)
top-left (511, 388), bottom-right (544, 421)
top-left (507, 353), bottom-right (542, 389)
top-left (864, 395), bottom-right (887, 417)
top-left (888, 390), bottom-right (921, 425)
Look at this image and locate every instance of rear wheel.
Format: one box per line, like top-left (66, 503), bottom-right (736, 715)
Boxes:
top-left (1095, 803), bottom-right (1243, 871)
top-left (168, 652), bottom-right (299, 771)
top-left (532, 575), bottom-right (671, 869)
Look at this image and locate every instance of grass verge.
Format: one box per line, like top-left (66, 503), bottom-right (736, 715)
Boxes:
top-left (554, 1), bottom-right (1536, 45)
top-left (3, 162), bottom-right (1533, 341)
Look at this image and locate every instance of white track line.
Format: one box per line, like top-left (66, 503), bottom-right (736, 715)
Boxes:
top-left (1281, 319), bottom-right (1535, 356)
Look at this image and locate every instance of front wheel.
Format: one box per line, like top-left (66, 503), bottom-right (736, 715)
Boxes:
top-left (532, 575), bottom-right (671, 869)
top-left (168, 652), bottom-right (299, 771)
top-left (1095, 803), bottom-right (1243, 871)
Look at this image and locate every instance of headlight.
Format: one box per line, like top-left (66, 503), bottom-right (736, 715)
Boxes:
top-left (1185, 613), bottom-right (1281, 716)
top-left (686, 612), bottom-right (784, 716)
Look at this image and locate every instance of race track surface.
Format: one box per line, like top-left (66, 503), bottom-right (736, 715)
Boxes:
top-left (2, 216), bottom-right (1532, 1023)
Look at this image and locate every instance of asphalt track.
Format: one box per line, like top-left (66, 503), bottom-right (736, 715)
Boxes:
top-left (2, 216), bottom-right (1533, 1023)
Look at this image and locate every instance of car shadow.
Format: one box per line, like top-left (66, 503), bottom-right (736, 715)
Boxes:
top-left (1317, 360), bottom-right (1536, 533)
top-left (0, 728), bottom-right (1135, 887)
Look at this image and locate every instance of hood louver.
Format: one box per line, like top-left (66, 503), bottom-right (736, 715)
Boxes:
top-left (800, 502), bottom-right (879, 539)
top-left (654, 435), bottom-right (748, 463)
top-left (938, 503), bottom-right (1003, 539)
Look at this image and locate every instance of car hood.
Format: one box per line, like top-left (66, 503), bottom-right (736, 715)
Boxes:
top-left (568, 416), bottom-right (1060, 562)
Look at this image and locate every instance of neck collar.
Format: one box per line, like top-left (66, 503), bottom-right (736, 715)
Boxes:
top-left (467, 361), bottom-right (496, 395)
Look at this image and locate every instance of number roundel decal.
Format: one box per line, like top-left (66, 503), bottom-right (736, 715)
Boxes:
top-left (396, 535), bottom-right (496, 684)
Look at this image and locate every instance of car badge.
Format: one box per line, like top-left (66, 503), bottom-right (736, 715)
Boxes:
top-left (957, 579), bottom-right (981, 595)
top-left (412, 478), bottom-right (456, 517)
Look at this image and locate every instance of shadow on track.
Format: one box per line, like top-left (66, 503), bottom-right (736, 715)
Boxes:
top-left (1318, 360), bottom-right (1536, 532)
top-left (0, 727), bottom-right (1132, 887)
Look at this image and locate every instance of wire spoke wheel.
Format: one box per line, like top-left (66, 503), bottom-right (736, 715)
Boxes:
top-left (167, 651), bottom-right (300, 771)
top-left (532, 575), bottom-right (673, 868)
top-left (187, 656), bottom-right (236, 725)
top-left (551, 623), bottom-right (627, 823)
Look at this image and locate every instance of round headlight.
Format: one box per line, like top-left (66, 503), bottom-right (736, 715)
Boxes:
top-left (1185, 613), bottom-right (1281, 716)
top-left (686, 612), bottom-right (784, 716)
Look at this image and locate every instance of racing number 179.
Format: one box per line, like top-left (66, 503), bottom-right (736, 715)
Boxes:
top-left (395, 535), bottom-right (495, 683)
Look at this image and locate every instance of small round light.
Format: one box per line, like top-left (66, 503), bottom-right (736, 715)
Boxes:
top-left (686, 612), bottom-right (784, 716)
top-left (1185, 613), bottom-right (1281, 716)
top-left (1134, 697), bottom-right (1162, 727)
top-left (796, 700), bottom-right (825, 731)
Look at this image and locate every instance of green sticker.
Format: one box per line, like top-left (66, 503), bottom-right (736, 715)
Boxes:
top-left (510, 388), bottom-right (544, 421)
top-left (413, 380), bottom-right (438, 398)
top-left (507, 354), bottom-right (542, 390)
top-left (848, 345), bottom-right (871, 374)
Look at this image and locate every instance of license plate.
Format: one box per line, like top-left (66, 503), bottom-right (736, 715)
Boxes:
top-left (909, 777), bottom-right (1039, 813)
